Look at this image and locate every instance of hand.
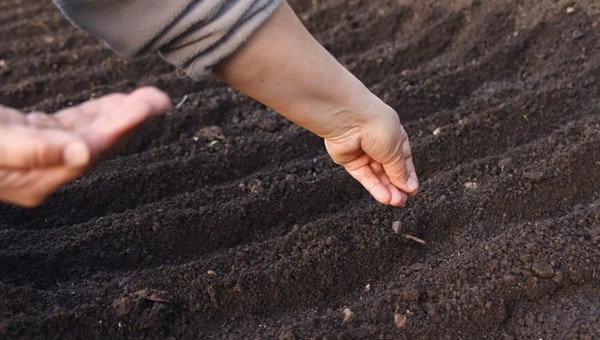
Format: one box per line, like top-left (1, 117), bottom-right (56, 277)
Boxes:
top-left (0, 87), bottom-right (171, 207)
top-left (324, 104), bottom-right (418, 206)
top-left (213, 2), bottom-right (418, 206)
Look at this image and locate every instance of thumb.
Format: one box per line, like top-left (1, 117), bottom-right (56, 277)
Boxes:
top-left (0, 126), bottom-right (90, 169)
top-left (381, 134), bottom-right (419, 195)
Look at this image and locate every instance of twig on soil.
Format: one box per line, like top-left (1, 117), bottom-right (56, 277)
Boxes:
top-left (403, 234), bottom-right (426, 245)
top-left (175, 94), bottom-right (189, 109)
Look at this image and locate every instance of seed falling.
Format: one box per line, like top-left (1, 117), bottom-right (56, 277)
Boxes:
top-left (392, 221), bottom-right (402, 234)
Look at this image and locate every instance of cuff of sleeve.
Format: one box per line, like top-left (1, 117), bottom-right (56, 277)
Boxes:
top-left (160, 0), bottom-right (283, 80)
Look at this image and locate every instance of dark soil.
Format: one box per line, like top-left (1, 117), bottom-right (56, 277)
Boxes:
top-left (1, 0), bottom-right (599, 338)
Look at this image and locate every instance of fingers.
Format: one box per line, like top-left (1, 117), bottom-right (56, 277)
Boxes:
top-left (78, 87), bottom-right (171, 152)
top-left (376, 163), bottom-right (408, 206)
top-left (0, 126), bottom-right (90, 169)
top-left (346, 163), bottom-right (408, 206)
top-left (0, 87), bottom-right (170, 208)
top-left (56, 86), bottom-right (171, 129)
top-left (382, 131), bottom-right (419, 196)
top-left (386, 184), bottom-right (407, 206)
top-left (0, 166), bottom-right (82, 207)
top-left (129, 86), bottom-right (172, 112)
top-left (54, 100), bottom-right (102, 129)
top-left (347, 165), bottom-right (391, 205)
top-left (0, 105), bottom-right (27, 125)
top-left (401, 135), bottom-right (418, 196)
top-left (26, 112), bottom-right (62, 129)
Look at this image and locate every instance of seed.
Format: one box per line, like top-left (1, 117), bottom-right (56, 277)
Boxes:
top-left (342, 308), bottom-right (355, 323)
top-left (392, 221), bottom-right (402, 234)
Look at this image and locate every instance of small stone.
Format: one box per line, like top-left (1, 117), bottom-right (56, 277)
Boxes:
top-left (342, 308), bottom-right (355, 323)
top-left (409, 262), bottom-right (427, 272)
top-left (94, 286), bottom-right (108, 302)
top-left (392, 221), bottom-right (403, 234)
top-left (364, 284), bottom-right (371, 292)
top-left (326, 236), bottom-right (333, 246)
top-left (197, 125), bottom-right (223, 141)
top-left (402, 288), bottom-right (420, 302)
top-left (112, 297), bottom-right (133, 318)
top-left (566, 6), bottom-right (575, 14)
top-left (503, 274), bottom-right (517, 286)
top-left (433, 127), bottom-right (442, 136)
top-left (532, 262), bottom-right (555, 279)
top-left (42, 35), bottom-right (55, 44)
top-left (522, 171), bottom-right (544, 182)
top-left (207, 285), bottom-right (217, 298)
top-left (572, 29), bottom-right (585, 40)
top-left (552, 271), bottom-right (564, 284)
top-left (233, 283), bottom-right (243, 293)
top-left (498, 157), bottom-right (513, 169)
top-left (259, 118), bottom-right (280, 132)
top-left (464, 182), bottom-right (478, 190)
top-left (249, 179), bottom-right (263, 194)
top-left (394, 314), bottom-right (408, 329)
top-left (519, 253), bottom-right (533, 263)
top-left (133, 288), bottom-right (171, 303)
top-left (278, 329), bottom-right (296, 340)
top-left (207, 270), bottom-right (217, 276)
top-left (525, 243), bottom-right (539, 254)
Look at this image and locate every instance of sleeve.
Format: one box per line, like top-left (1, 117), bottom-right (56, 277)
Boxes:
top-left (53, 0), bottom-right (282, 79)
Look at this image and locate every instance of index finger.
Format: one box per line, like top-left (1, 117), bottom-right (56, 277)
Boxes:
top-left (80, 87), bottom-right (171, 153)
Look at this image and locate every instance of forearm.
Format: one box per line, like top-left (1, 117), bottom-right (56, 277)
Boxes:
top-left (213, 1), bottom-right (383, 139)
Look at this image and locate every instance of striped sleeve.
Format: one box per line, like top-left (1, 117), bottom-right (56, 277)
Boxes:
top-left (54, 0), bottom-right (282, 78)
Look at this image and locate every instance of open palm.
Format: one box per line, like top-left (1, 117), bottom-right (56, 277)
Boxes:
top-left (0, 87), bottom-right (170, 207)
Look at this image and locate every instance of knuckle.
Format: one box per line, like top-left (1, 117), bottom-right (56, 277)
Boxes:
top-left (403, 146), bottom-right (413, 159)
top-left (399, 127), bottom-right (410, 142)
top-left (30, 139), bottom-right (49, 168)
top-left (393, 165), bottom-right (409, 181)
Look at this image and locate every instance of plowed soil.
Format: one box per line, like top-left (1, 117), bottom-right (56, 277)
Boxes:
top-left (1, 0), bottom-right (599, 338)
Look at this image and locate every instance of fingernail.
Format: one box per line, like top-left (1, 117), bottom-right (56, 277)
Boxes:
top-left (63, 141), bottom-right (90, 167)
top-left (407, 177), bottom-right (419, 192)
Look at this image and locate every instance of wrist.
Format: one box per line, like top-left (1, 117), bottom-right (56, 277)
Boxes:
top-left (319, 88), bottom-right (397, 140)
